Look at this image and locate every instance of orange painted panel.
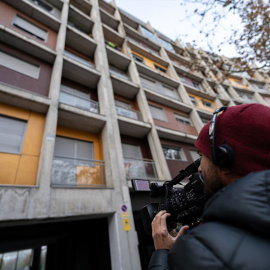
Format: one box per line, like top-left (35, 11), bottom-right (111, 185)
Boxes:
top-left (0, 153), bottom-right (20, 184)
top-left (15, 155), bottom-right (39, 185)
top-left (0, 104), bottom-right (45, 186)
top-left (0, 103), bottom-right (30, 120)
top-left (188, 94), bottom-right (216, 113)
top-left (22, 112), bottom-right (45, 156)
top-left (76, 165), bottom-right (103, 186)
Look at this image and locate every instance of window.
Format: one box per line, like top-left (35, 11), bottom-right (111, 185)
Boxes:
top-left (115, 100), bottom-right (138, 119)
top-left (162, 85), bottom-right (179, 99)
top-left (132, 54), bottom-right (145, 64)
top-left (54, 136), bottom-right (94, 160)
top-left (252, 83), bottom-right (266, 92)
top-left (30, 0), bottom-right (53, 12)
top-left (158, 37), bottom-right (174, 52)
top-left (192, 81), bottom-right (201, 90)
top-left (0, 115), bottom-right (27, 154)
top-left (52, 137), bottom-right (94, 186)
top-left (0, 246), bottom-right (47, 270)
top-left (174, 114), bottom-right (192, 126)
top-left (149, 105), bottom-right (167, 121)
top-left (238, 92), bottom-right (255, 103)
top-left (202, 100), bottom-right (213, 108)
top-left (163, 146), bottom-right (186, 161)
top-left (139, 26), bottom-right (158, 44)
top-left (122, 143), bottom-right (142, 158)
top-left (189, 96), bottom-right (198, 106)
top-left (190, 150), bottom-right (200, 161)
top-left (201, 117), bottom-right (211, 125)
top-left (12, 14), bottom-right (48, 41)
top-left (0, 51), bottom-right (40, 78)
top-left (154, 64), bottom-right (166, 73)
top-left (59, 85), bottom-right (98, 113)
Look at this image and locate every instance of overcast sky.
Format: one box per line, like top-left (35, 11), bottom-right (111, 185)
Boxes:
top-left (114, 0), bottom-right (240, 58)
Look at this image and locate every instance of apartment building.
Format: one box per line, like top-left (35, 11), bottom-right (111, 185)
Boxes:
top-left (0, 0), bottom-right (269, 269)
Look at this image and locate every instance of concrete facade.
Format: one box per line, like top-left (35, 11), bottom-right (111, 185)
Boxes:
top-left (0, 0), bottom-right (270, 269)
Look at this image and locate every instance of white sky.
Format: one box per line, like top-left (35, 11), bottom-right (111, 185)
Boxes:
top-left (114, 0), bottom-right (241, 58)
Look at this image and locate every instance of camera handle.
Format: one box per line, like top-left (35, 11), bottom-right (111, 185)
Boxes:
top-left (166, 157), bottom-right (201, 188)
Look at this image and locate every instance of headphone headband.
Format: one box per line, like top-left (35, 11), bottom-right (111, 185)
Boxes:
top-left (209, 106), bottom-right (233, 166)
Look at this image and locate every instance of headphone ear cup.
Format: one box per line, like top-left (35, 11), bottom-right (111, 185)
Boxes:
top-left (215, 144), bottom-right (234, 167)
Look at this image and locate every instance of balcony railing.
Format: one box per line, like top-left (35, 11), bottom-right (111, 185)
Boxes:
top-left (59, 91), bottom-right (99, 113)
top-left (109, 67), bottom-right (131, 81)
top-left (141, 82), bottom-right (180, 100)
top-left (180, 77), bottom-right (205, 92)
top-left (116, 106), bottom-right (142, 121)
top-left (128, 37), bottom-right (159, 56)
top-left (64, 50), bottom-right (95, 69)
top-left (52, 156), bottom-right (106, 187)
top-left (123, 157), bottom-right (158, 180)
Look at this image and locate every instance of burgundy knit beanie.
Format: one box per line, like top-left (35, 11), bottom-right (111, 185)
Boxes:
top-left (195, 103), bottom-right (270, 175)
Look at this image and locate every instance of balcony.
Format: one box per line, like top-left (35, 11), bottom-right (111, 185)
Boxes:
top-left (52, 156), bottom-right (106, 187)
top-left (68, 5), bottom-right (94, 36)
top-left (70, 0), bottom-right (92, 16)
top-left (100, 8), bottom-right (119, 31)
top-left (123, 157), bottom-right (158, 180)
top-left (4, 0), bottom-right (62, 31)
top-left (65, 27), bottom-right (96, 58)
top-left (141, 80), bottom-right (180, 101)
top-left (116, 105), bottom-right (142, 121)
top-left (59, 90), bottom-right (99, 114)
top-left (64, 50), bottom-right (95, 69)
top-left (109, 65), bottom-right (130, 81)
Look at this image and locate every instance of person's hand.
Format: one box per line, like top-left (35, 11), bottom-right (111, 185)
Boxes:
top-left (151, 210), bottom-right (189, 250)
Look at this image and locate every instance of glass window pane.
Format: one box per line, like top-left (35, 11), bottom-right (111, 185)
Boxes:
top-left (122, 143), bottom-right (142, 158)
top-left (162, 146), bottom-right (186, 161)
top-left (54, 136), bottom-right (75, 158)
top-left (190, 150), bottom-right (200, 161)
top-left (0, 51), bottom-right (40, 79)
top-left (16, 249), bottom-right (32, 270)
top-left (39, 246), bottom-right (47, 270)
top-left (0, 116), bottom-right (27, 154)
top-left (1, 252), bottom-right (18, 270)
top-left (12, 15), bottom-right (48, 41)
top-left (149, 105), bottom-right (167, 121)
top-left (76, 140), bottom-right (94, 160)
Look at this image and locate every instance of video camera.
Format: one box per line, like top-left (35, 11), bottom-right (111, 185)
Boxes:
top-left (132, 158), bottom-right (207, 235)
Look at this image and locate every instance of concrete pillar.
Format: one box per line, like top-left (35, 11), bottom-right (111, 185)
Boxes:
top-left (30, 0), bottom-right (69, 217)
top-left (92, 1), bottom-right (141, 269)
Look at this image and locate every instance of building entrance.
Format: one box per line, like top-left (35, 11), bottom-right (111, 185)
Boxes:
top-left (0, 217), bottom-right (111, 270)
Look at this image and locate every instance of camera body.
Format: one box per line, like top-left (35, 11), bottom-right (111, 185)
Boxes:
top-left (132, 158), bottom-right (207, 235)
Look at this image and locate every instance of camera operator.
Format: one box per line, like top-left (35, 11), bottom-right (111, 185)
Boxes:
top-left (148, 103), bottom-right (270, 270)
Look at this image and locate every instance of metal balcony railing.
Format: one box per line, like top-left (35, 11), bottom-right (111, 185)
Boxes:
top-left (59, 91), bottom-right (99, 113)
top-left (141, 82), bottom-right (180, 100)
top-left (115, 106), bottom-right (142, 121)
top-left (64, 50), bottom-right (95, 69)
top-left (109, 67), bottom-right (131, 81)
top-left (51, 156), bottom-right (106, 187)
top-left (123, 157), bottom-right (158, 180)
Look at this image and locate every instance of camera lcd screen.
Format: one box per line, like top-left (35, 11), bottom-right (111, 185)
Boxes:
top-left (132, 179), bottom-right (150, 191)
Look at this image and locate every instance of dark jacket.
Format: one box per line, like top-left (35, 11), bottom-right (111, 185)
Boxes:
top-left (148, 170), bottom-right (270, 270)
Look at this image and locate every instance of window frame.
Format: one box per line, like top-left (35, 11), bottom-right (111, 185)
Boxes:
top-left (0, 115), bottom-right (27, 155)
top-left (174, 113), bottom-right (192, 126)
top-left (12, 14), bottom-right (48, 42)
top-left (149, 105), bottom-right (167, 122)
top-left (162, 145), bottom-right (187, 161)
top-left (132, 53), bottom-right (145, 64)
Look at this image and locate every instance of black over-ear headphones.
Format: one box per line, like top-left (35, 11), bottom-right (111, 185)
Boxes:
top-left (209, 106), bottom-right (234, 167)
